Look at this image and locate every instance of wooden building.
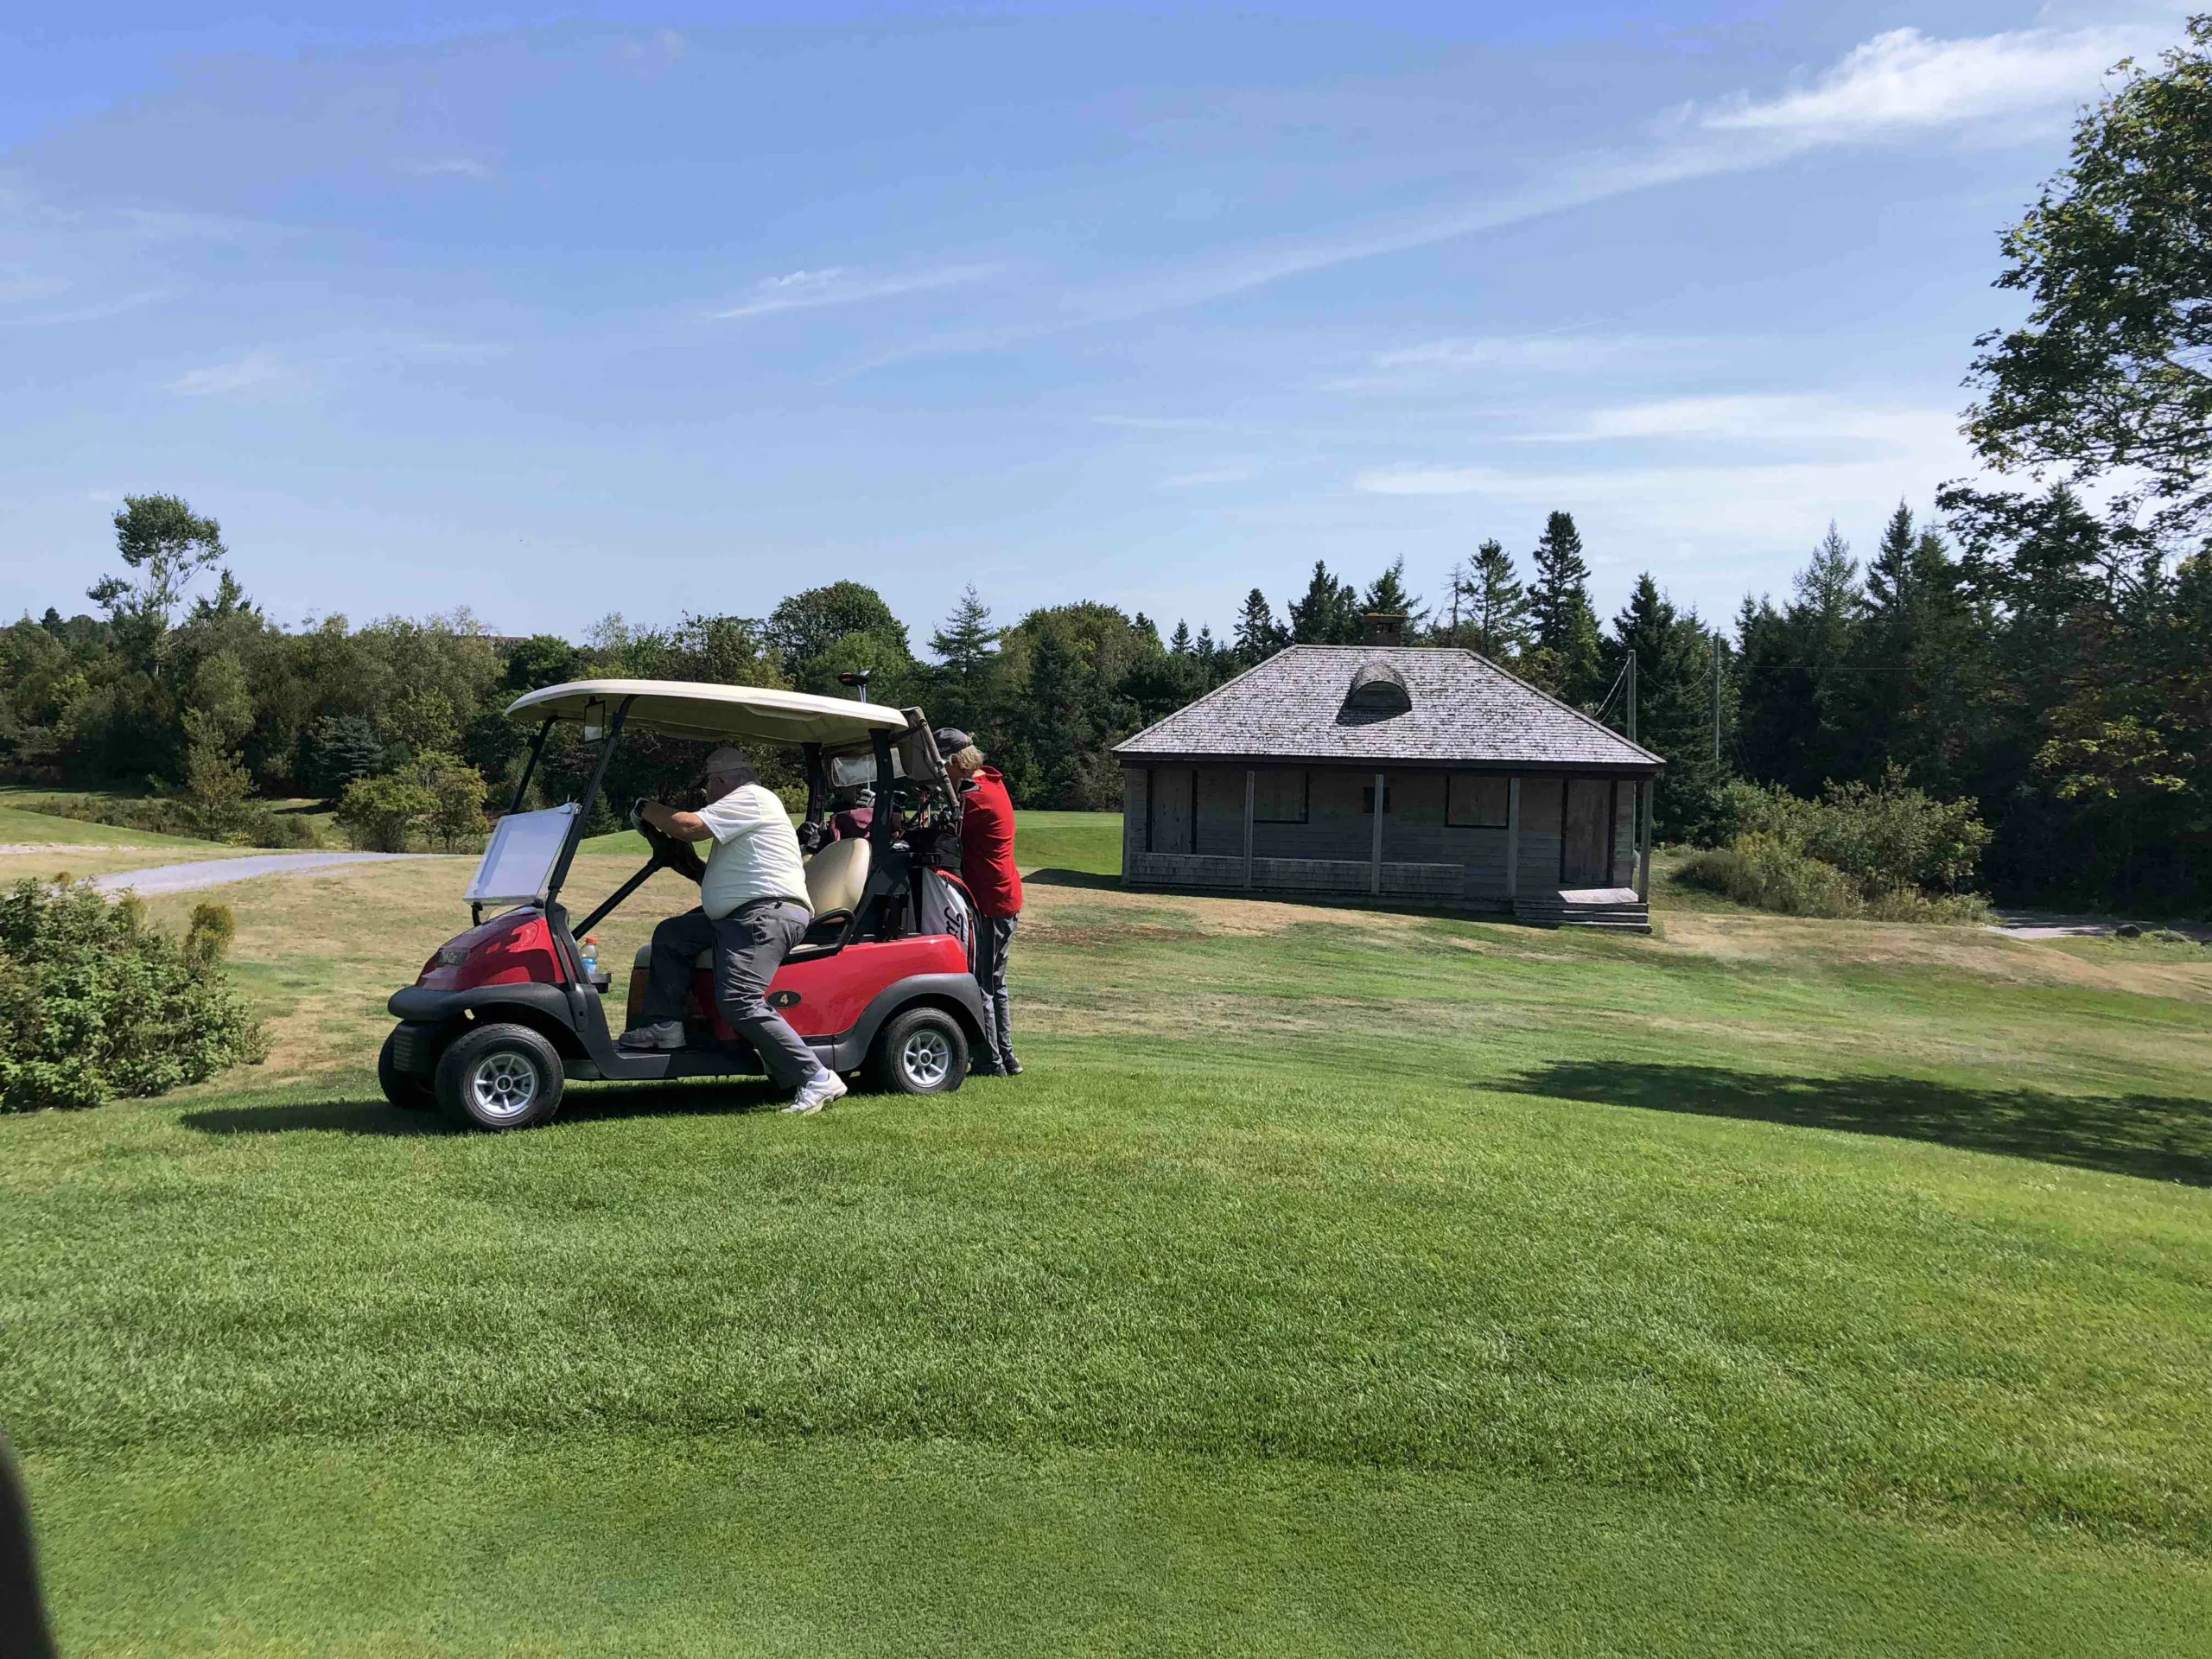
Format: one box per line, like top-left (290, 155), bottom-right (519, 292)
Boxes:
top-left (1113, 635), bottom-right (1664, 929)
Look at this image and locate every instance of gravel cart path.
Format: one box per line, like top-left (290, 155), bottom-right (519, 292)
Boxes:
top-left (92, 852), bottom-right (433, 896)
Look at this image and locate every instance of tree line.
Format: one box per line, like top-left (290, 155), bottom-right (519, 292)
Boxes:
top-left (5, 18), bottom-right (2209, 907)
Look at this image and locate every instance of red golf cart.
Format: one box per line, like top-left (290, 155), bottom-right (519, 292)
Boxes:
top-left (378, 680), bottom-right (987, 1130)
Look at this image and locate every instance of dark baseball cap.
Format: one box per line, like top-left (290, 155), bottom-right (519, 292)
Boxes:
top-left (931, 727), bottom-right (972, 754)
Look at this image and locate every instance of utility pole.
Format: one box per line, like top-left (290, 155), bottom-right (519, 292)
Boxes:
top-left (1625, 651), bottom-right (1637, 745)
top-left (1711, 639), bottom-right (1721, 763)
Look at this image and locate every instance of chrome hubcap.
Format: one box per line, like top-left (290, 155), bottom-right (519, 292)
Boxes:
top-left (900, 1028), bottom-right (951, 1088)
top-left (468, 1050), bottom-right (541, 1120)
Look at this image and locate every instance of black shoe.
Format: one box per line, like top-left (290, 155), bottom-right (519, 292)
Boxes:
top-left (971, 1061), bottom-right (1004, 1077)
top-left (999, 1053), bottom-right (1022, 1076)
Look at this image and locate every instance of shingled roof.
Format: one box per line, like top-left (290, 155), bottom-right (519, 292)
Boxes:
top-left (1113, 645), bottom-right (1662, 770)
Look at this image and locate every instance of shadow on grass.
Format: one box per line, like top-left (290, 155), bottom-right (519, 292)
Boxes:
top-left (181, 1080), bottom-right (785, 1138)
top-left (1025, 868), bottom-right (1122, 891)
top-left (1507, 1061), bottom-right (2212, 1186)
top-left (181, 1098), bottom-right (446, 1137)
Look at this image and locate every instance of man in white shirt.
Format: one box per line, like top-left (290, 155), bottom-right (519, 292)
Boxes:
top-left (617, 746), bottom-right (847, 1115)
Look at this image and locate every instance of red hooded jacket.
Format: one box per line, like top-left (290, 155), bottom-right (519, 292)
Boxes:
top-left (957, 766), bottom-right (1023, 918)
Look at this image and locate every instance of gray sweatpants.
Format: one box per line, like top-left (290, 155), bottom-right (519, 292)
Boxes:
top-left (974, 912), bottom-right (1017, 1068)
top-left (641, 902), bottom-right (819, 1089)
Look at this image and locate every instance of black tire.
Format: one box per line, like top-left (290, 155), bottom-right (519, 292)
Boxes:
top-left (434, 1021), bottom-right (566, 1131)
top-left (378, 1027), bottom-right (435, 1110)
top-left (868, 1006), bottom-right (968, 1096)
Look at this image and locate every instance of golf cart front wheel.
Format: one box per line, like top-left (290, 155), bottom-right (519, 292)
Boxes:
top-left (378, 1027), bottom-right (435, 1110)
top-left (869, 1007), bottom-right (968, 1096)
top-left (434, 1022), bottom-right (566, 1131)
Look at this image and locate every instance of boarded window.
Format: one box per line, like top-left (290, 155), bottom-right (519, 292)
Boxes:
top-left (1446, 773), bottom-right (1509, 828)
top-left (1253, 769), bottom-right (1309, 823)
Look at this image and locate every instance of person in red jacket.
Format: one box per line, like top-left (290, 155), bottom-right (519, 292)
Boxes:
top-left (936, 728), bottom-right (1023, 1076)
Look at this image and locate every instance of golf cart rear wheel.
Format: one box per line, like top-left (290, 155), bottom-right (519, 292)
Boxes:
top-left (869, 1007), bottom-right (968, 1096)
top-left (434, 1021), bottom-right (565, 1131)
top-left (378, 1027), bottom-right (435, 1110)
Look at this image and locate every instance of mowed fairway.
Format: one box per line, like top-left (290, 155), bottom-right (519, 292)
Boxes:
top-left (6, 813), bottom-right (2212, 1653)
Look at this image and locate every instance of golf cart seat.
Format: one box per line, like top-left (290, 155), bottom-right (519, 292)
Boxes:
top-left (804, 834), bottom-right (871, 917)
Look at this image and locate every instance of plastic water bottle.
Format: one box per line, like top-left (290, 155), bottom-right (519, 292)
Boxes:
top-left (581, 935), bottom-right (600, 977)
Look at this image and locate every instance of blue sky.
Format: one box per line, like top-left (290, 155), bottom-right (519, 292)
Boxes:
top-left (0, 1), bottom-right (2191, 645)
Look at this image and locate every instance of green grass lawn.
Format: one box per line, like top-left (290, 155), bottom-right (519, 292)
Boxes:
top-left (6, 829), bottom-right (2212, 1653)
top-left (0, 798), bottom-right (228, 851)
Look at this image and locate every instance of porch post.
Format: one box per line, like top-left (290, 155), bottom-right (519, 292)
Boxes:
top-left (1637, 778), bottom-right (1653, 901)
top-left (1243, 769), bottom-right (1256, 889)
top-left (1505, 776), bottom-right (1520, 900)
top-left (1370, 771), bottom-right (1386, 896)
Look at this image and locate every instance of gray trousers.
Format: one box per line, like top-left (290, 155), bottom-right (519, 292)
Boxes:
top-left (641, 903), bottom-right (820, 1089)
top-left (974, 913), bottom-right (1017, 1067)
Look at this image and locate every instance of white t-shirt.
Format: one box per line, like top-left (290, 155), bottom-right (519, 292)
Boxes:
top-left (696, 783), bottom-right (812, 919)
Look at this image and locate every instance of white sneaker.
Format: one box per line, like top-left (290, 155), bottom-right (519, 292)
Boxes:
top-left (784, 1070), bottom-right (849, 1115)
top-left (617, 1020), bottom-right (685, 1052)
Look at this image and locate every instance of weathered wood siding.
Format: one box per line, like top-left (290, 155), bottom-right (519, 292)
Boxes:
top-left (1193, 767), bottom-right (1248, 857)
top-left (1517, 775), bottom-right (1563, 888)
top-left (1122, 769), bottom-right (1148, 872)
top-left (1148, 766), bottom-right (1195, 855)
top-left (1122, 765), bottom-right (1554, 907)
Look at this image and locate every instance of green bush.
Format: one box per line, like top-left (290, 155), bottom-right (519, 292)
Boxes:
top-left (1679, 834), bottom-right (1992, 923)
top-left (1689, 772), bottom-right (1993, 921)
top-left (17, 792), bottom-right (320, 849)
top-left (335, 752), bottom-right (486, 852)
top-left (1717, 772), bottom-right (1991, 896)
top-left (0, 879), bottom-right (265, 1112)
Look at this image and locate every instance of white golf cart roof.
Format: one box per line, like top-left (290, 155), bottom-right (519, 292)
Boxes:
top-left (505, 679), bottom-right (910, 747)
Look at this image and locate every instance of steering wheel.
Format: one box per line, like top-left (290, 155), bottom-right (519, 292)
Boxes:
top-left (630, 798), bottom-right (706, 883)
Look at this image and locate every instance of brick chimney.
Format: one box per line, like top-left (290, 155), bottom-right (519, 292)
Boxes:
top-left (1362, 612), bottom-right (1408, 647)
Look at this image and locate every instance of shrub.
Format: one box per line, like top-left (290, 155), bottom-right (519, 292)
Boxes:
top-left (1679, 834), bottom-right (1993, 923)
top-left (336, 771), bottom-right (437, 852)
top-left (16, 793), bottom-right (320, 849)
top-left (1678, 833), bottom-right (1867, 918)
top-left (417, 753), bottom-right (489, 851)
top-left (0, 879), bottom-right (264, 1112)
top-left (336, 752), bottom-right (488, 852)
top-left (1716, 772), bottom-right (1991, 894)
top-left (1696, 772), bottom-right (1994, 921)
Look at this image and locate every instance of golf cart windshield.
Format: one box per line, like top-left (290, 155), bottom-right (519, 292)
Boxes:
top-left (465, 804), bottom-right (581, 906)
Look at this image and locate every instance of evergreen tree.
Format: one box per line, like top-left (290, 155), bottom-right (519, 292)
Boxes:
top-left (1015, 626), bottom-right (1085, 807)
top-left (1526, 511), bottom-right (1603, 703)
top-left (1604, 574), bottom-right (1727, 840)
top-left (1287, 562), bottom-right (1360, 645)
top-left (1359, 557), bottom-right (1428, 630)
top-left (1734, 523), bottom-right (1865, 797)
top-left (1463, 539), bottom-right (1530, 661)
top-left (929, 584), bottom-right (997, 677)
top-left (1233, 588), bottom-right (1289, 664)
top-left (1168, 620), bottom-right (1193, 655)
top-left (1193, 625), bottom-right (1228, 687)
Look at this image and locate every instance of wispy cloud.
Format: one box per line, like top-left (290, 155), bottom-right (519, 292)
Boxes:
top-left (711, 264), bottom-right (999, 321)
top-left (1694, 26), bottom-right (2139, 143)
top-left (870, 22), bottom-right (2154, 371)
top-left (1527, 393), bottom-right (1958, 447)
top-left (397, 156), bottom-right (497, 182)
top-left (1325, 333), bottom-right (1709, 392)
top-left (1357, 388), bottom-right (1973, 504)
top-left (163, 351), bottom-right (306, 400)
